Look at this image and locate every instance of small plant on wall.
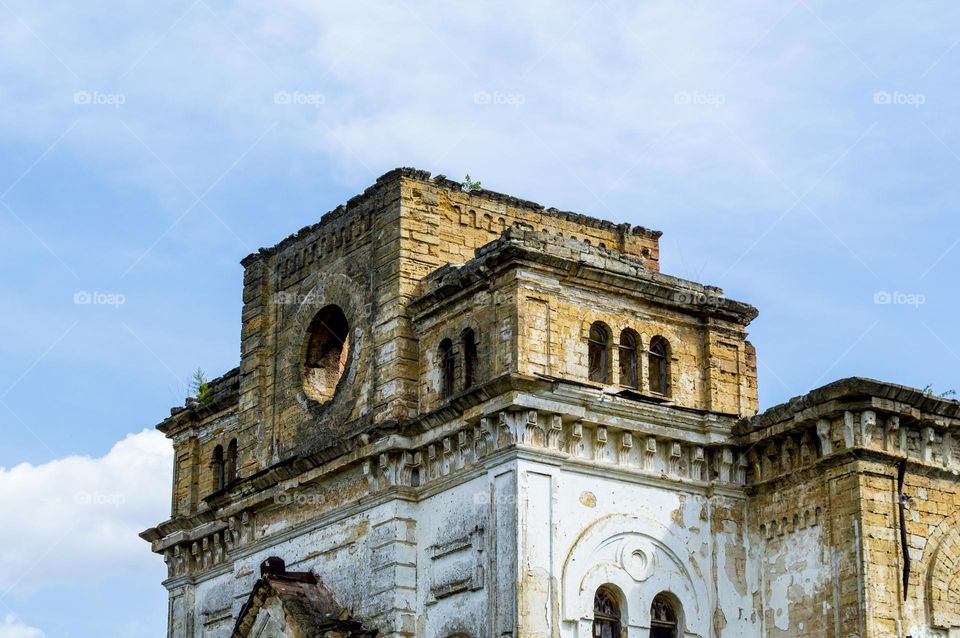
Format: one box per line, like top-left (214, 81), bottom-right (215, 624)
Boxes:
top-left (462, 174), bottom-right (482, 192)
top-left (191, 368), bottom-right (211, 404)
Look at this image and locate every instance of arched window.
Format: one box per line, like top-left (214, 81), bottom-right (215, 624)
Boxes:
top-left (618, 329), bottom-right (639, 389)
top-left (588, 322), bottom-right (611, 384)
top-left (225, 439), bottom-right (238, 484)
top-left (648, 336), bottom-right (670, 396)
top-left (212, 445), bottom-right (225, 492)
top-left (439, 338), bottom-right (456, 399)
top-left (302, 305), bottom-right (350, 404)
top-left (650, 593), bottom-right (679, 638)
top-left (462, 328), bottom-right (478, 390)
top-left (592, 587), bottom-right (621, 638)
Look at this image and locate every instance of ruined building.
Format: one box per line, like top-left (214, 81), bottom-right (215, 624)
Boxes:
top-left (141, 168), bottom-right (960, 638)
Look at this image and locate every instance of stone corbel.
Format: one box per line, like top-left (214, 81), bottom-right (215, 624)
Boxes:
top-left (718, 448), bottom-right (734, 483)
top-left (547, 414), bottom-right (563, 450)
top-left (781, 437), bottom-right (795, 473)
top-left (362, 458), bottom-right (378, 492)
top-left (594, 426), bottom-right (608, 461)
top-left (427, 444), bottom-right (440, 480)
top-left (943, 432), bottom-right (954, 469)
top-left (691, 446), bottom-right (705, 480)
top-left (643, 437), bottom-right (657, 471)
top-left (568, 421), bottom-right (584, 457)
top-left (457, 430), bottom-right (470, 468)
top-left (763, 442), bottom-right (778, 478)
top-left (884, 415), bottom-right (901, 453)
top-left (442, 438), bottom-right (454, 475)
top-left (619, 432), bottom-right (633, 465)
top-left (799, 431), bottom-right (814, 467)
top-left (524, 410), bottom-right (539, 446)
top-left (668, 442), bottom-right (682, 475)
top-left (921, 426), bottom-right (936, 463)
top-left (860, 410), bottom-right (877, 448)
top-left (843, 411), bottom-right (856, 449)
top-left (816, 418), bottom-right (833, 456)
top-left (473, 423), bottom-right (487, 459)
top-left (496, 412), bottom-right (513, 449)
top-left (379, 452), bottom-right (396, 486)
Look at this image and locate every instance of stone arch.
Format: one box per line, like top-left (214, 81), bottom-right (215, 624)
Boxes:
top-left (561, 513), bottom-right (708, 635)
top-left (924, 511), bottom-right (960, 629)
top-left (285, 272), bottom-right (367, 424)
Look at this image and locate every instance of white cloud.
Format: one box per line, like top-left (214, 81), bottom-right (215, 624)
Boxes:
top-left (0, 429), bottom-right (171, 591)
top-left (0, 615), bottom-right (44, 638)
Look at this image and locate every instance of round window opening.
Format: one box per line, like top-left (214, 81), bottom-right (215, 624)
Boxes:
top-left (302, 305), bottom-right (350, 405)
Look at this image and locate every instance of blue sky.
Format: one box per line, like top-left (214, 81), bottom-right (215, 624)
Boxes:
top-left (1, 1), bottom-right (958, 635)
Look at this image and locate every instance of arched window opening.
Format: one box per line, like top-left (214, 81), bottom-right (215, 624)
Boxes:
top-left (648, 336), bottom-right (670, 396)
top-left (212, 445), bottom-right (225, 492)
top-left (650, 593), bottom-right (679, 638)
top-left (619, 329), bottom-right (639, 389)
top-left (592, 587), bottom-right (622, 638)
top-left (226, 439), bottom-right (238, 484)
top-left (302, 305), bottom-right (350, 404)
top-left (439, 338), bottom-right (456, 399)
top-left (462, 328), bottom-right (478, 390)
top-left (588, 323), bottom-right (611, 384)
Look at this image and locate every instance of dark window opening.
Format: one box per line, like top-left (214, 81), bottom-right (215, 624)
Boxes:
top-left (648, 336), bottom-right (670, 396)
top-left (462, 328), bottom-right (478, 390)
top-left (619, 329), bottom-right (639, 389)
top-left (650, 593), bottom-right (679, 638)
top-left (439, 338), bottom-right (456, 399)
top-left (302, 305), bottom-right (350, 404)
top-left (588, 323), bottom-right (611, 383)
top-left (592, 587), bottom-right (621, 638)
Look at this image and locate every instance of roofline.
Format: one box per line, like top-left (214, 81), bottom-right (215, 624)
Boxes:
top-left (240, 167), bottom-right (662, 266)
top-left (410, 228), bottom-right (759, 325)
top-left (745, 376), bottom-right (960, 431)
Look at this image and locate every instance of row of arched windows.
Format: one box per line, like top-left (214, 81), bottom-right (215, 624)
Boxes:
top-left (593, 587), bottom-right (679, 637)
top-left (588, 323), bottom-right (671, 396)
top-left (212, 439), bottom-right (238, 493)
top-left (438, 328), bottom-right (478, 399)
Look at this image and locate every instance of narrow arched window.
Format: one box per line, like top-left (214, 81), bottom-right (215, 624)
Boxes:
top-left (619, 329), bottom-right (639, 389)
top-left (588, 323), bottom-right (611, 384)
top-left (592, 587), bottom-right (621, 638)
top-left (439, 338), bottom-right (456, 399)
top-left (212, 445), bottom-right (225, 492)
top-left (648, 336), bottom-right (670, 396)
top-left (462, 328), bottom-right (478, 390)
top-left (226, 439), bottom-right (238, 484)
top-left (650, 593), bottom-right (679, 638)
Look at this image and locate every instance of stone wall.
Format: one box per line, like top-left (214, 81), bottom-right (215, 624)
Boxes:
top-left (740, 379), bottom-right (960, 638)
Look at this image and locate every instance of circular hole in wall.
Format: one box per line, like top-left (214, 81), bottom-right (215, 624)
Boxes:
top-left (302, 305), bottom-right (350, 404)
